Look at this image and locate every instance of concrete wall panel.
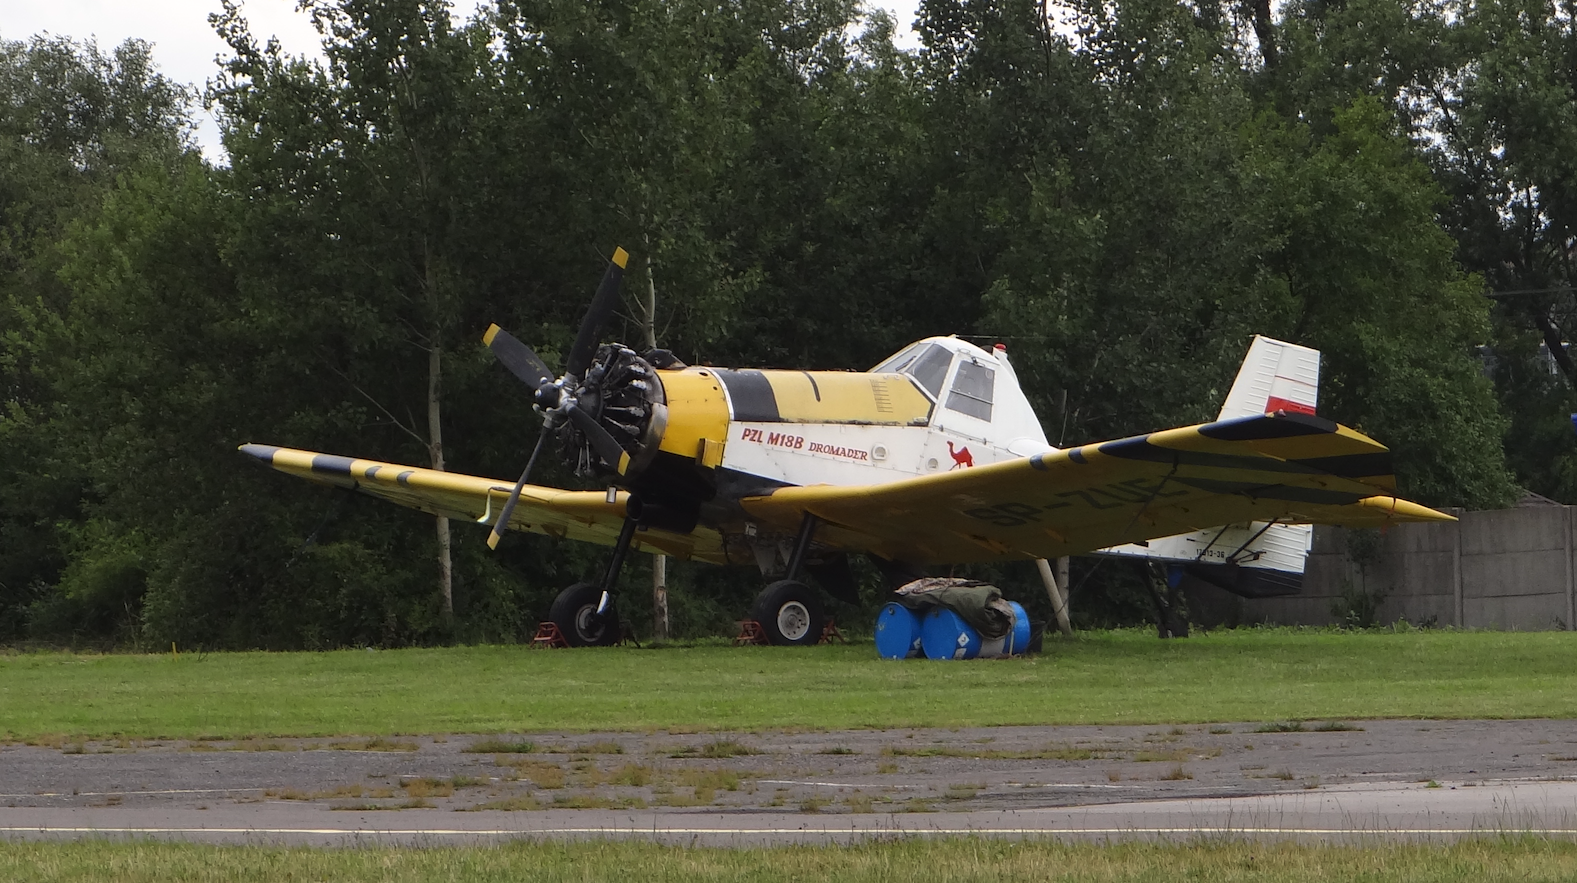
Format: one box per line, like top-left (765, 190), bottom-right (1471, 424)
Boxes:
top-left (1459, 509), bottom-right (1567, 555)
top-left (1460, 551), bottom-right (1566, 599)
top-left (1463, 593), bottom-right (1569, 631)
top-left (1240, 505), bottom-right (1576, 632)
top-left (1385, 551), bottom-right (1455, 601)
top-left (1390, 520), bottom-right (1460, 555)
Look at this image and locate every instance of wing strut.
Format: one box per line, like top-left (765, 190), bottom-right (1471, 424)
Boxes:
top-left (1225, 518), bottom-right (1280, 565)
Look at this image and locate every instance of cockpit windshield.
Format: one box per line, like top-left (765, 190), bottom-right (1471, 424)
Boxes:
top-left (873, 342), bottom-right (953, 400)
top-left (871, 344), bottom-right (922, 374)
top-left (907, 345), bottom-right (953, 399)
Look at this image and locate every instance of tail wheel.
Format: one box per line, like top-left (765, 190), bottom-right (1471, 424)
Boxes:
top-left (751, 580), bottom-right (824, 646)
top-left (549, 582), bottom-right (620, 647)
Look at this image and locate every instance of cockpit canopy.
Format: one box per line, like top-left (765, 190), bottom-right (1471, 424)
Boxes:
top-left (871, 337), bottom-right (1050, 451)
top-left (872, 340), bottom-right (997, 423)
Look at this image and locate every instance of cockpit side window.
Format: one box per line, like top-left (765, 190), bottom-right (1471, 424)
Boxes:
top-left (946, 360), bottom-right (994, 420)
top-left (906, 345), bottom-right (953, 399)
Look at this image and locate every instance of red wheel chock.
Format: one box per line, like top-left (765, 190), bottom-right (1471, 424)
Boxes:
top-left (818, 618), bottom-right (847, 645)
top-left (529, 622), bottom-right (569, 649)
top-left (734, 620), bottom-right (769, 646)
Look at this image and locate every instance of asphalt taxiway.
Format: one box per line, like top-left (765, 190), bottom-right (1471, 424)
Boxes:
top-left (4, 719), bottom-right (1576, 845)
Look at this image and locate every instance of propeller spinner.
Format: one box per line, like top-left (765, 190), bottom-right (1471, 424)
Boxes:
top-left (481, 247), bottom-right (668, 549)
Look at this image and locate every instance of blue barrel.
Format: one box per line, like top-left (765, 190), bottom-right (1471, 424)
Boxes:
top-left (921, 602), bottom-right (1031, 660)
top-left (994, 601), bottom-right (1031, 656)
top-left (921, 608), bottom-right (982, 660)
top-left (874, 602), bottom-right (923, 659)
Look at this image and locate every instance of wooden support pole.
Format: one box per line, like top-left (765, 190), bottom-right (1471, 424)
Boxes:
top-left (1056, 556), bottom-right (1070, 620)
top-left (653, 553), bottom-right (669, 642)
top-left (1036, 558), bottom-right (1074, 637)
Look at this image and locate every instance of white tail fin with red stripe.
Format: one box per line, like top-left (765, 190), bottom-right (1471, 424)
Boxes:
top-left (1218, 335), bottom-right (1320, 420)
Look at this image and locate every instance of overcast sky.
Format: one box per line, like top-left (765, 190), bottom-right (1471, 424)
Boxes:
top-left (1, 0), bottom-right (921, 162)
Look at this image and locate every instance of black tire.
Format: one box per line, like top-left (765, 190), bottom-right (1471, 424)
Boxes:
top-left (549, 582), bottom-right (620, 647)
top-left (751, 580), bottom-right (824, 646)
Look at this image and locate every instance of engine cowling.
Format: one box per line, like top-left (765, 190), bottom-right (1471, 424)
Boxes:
top-left (558, 343), bottom-right (667, 480)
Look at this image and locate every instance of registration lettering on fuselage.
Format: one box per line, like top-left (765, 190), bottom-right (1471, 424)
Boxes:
top-left (738, 426), bottom-right (869, 461)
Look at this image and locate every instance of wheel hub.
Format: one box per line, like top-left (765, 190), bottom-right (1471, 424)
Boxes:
top-left (777, 601), bottom-right (811, 642)
top-left (574, 605), bottom-right (605, 642)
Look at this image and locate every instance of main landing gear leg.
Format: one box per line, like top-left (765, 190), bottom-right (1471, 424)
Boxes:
top-left (752, 513), bottom-right (826, 646)
top-left (550, 516), bottom-right (638, 647)
top-left (1145, 562), bottom-right (1190, 639)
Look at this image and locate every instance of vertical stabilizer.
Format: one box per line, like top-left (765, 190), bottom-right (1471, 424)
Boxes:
top-left (1218, 335), bottom-right (1320, 420)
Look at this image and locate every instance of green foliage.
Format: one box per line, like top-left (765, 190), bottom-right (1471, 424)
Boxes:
top-left (0, 0), bottom-right (1561, 647)
top-left (0, 35), bottom-right (194, 642)
top-left (1330, 528), bottom-right (1388, 629)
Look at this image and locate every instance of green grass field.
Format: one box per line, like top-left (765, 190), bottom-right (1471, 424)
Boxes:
top-left (4, 628), bottom-right (1576, 740)
top-left (5, 839), bottom-right (1577, 882)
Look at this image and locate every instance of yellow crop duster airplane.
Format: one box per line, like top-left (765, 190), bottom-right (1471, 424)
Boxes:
top-left (242, 248), bottom-right (1452, 646)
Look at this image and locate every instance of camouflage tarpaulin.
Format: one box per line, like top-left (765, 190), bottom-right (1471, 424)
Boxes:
top-left (893, 577), bottom-right (1016, 638)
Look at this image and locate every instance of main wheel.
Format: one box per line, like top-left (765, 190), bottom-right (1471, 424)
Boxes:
top-left (549, 582), bottom-right (621, 647)
top-left (751, 580), bottom-right (825, 646)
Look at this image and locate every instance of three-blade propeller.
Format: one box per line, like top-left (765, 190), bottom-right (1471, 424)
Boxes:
top-left (482, 247), bottom-right (631, 550)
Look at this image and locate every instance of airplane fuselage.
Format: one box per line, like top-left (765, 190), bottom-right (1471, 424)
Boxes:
top-left (624, 337), bottom-right (1052, 567)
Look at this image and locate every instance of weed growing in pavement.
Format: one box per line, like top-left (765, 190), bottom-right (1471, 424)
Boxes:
top-left (881, 743), bottom-right (1103, 761)
top-left (496, 759), bottom-right (566, 789)
top-left (327, 737), bottom-right (418, 752)
top-left (464, 739), bottom-right (536, 754)
top-left (798, 795), bottom-right (830, 813)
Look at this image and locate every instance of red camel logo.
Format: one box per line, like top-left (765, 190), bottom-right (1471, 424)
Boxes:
top-left (947, 441), bottom-right (974, 470)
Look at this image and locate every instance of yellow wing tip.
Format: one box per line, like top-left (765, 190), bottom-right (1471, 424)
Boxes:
top-left (486, 529), bottom-right (503, 550)
top-left (483, 323), bottom-right (501, 346)
top-left (612, 247), bottom-right (629, 269)
top-left (1362, 496), bottom-right (1456, 523)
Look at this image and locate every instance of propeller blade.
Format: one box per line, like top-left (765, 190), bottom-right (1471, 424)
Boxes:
top-left (567, 402), bottom-right (631, 476)
top-left (565, 247), bottom-right (629, 380)
top-left (483, 324), bottom-right (554, 390)
top-left (486, 431), bottom-right (549, 551)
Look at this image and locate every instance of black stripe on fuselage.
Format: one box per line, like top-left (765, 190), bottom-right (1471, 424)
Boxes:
top-left (716, 369), bottom-right (781, 422)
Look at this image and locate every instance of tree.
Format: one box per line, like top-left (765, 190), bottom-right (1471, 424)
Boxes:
top-left (0, 35), bottom-right (193, 640)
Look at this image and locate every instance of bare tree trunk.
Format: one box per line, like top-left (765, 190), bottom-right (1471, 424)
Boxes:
top-left (653, 552), bottom-right (669, 642)
top-left (642, 239), bottom-right (658, 351)
top-left (1056, 556), bottom-right (1070, 620)
top-left (428, 338), bottom-right (454, 623)
top-left (642, 238), bottom-right (669, 640)
top-left (1534, 311), bottom-right (1577, 391)
top-left (1244, 0), bottom-right (1278, 71)
top-left (424, 243), bottom-right (454, 625)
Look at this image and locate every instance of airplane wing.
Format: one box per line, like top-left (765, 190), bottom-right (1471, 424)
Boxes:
top-left (238, 444), bottom-right (727, 563)
top-left (738, 412), bottom-right (1454, 566)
